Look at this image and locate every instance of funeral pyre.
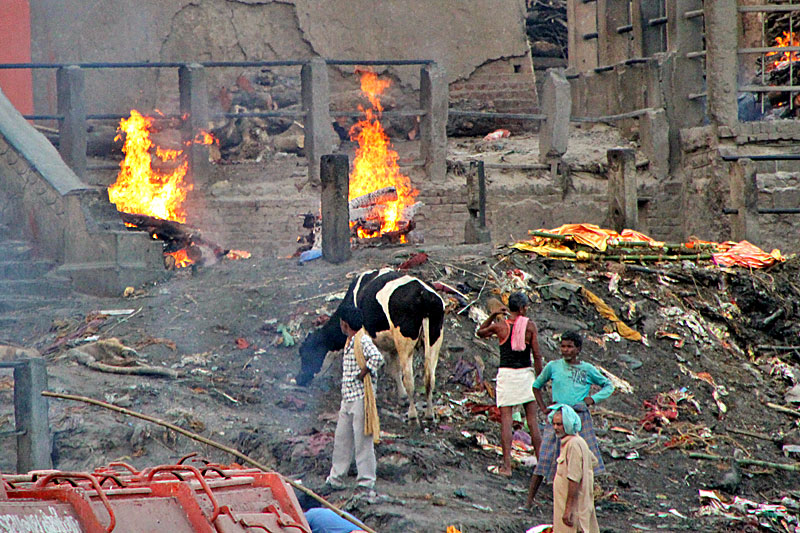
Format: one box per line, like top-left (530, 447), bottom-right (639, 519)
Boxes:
top-left (107, 110), bottom-right (249, 269)
top-left (296, 70), bottom-right (423, 256)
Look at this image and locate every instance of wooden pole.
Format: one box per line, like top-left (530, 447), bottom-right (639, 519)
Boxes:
top-left (41, 391), bottom-right (376, 533)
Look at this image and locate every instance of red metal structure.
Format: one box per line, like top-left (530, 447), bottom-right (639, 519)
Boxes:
top-left (0, 460), bottom-right (311, 533)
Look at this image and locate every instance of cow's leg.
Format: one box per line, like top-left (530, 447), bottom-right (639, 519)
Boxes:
top-left (373, 331), bottom-right (406, 400)
top-left (392, 332), bottom-right (419, 420)
top-left (423, 318), bottom-right (444, 419)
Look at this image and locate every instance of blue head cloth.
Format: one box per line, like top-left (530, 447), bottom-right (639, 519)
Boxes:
top-left (547, 404), bottom-right (582, 435)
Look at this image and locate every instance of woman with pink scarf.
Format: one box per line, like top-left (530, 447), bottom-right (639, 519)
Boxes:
top-left (477, 292), bottom-right (545, 477)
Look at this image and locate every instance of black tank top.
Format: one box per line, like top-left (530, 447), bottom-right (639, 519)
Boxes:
top-left (498, 320), bottom-right (532, 369)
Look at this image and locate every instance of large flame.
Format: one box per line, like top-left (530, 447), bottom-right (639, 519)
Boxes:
top-left (767, 31), bottom-right (800, 71)
top-left (349, 71), bottom-right (418, 238)
top-left (108, 110), bottom-right (192, 223)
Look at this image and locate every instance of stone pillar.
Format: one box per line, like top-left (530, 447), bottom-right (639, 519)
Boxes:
top-left (179, 63), bottom-right (211, 188)
top-left (464, 161), bottom-right (491, 244)
top-left (56, 66), bottom-right (87, 179)
top-left (539, 69), bottom-right (571, 164)
top-left (301, 58), bottom-right (334, 186)
top-left (639, 108), bottom-right (669, 179)
top-left (607, 148), bottom-right (638, 231)
top-left (320, 154), bottom-right (351, 263)
top-left (14, 358), bottom-right (52, 473)
top-left (420, 63), bottom-right (448, 181)
top-left (705, 0), bottom-right (739, 130)
top-left (729, 158), bottom-right (759, 242)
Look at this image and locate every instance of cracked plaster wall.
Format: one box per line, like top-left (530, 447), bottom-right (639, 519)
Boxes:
top-left (29, 0), bottom-right (534, 116)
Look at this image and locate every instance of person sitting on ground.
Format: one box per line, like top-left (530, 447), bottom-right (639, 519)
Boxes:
top-left (549, 404), bottom-right (600, 533)
top-left (527, 330), bottom-right (614, 506)
top-left (477, 292), bottom-right (545, 477)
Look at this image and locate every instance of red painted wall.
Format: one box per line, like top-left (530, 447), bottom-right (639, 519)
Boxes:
top-left (0, 0), bottom-right (33, 114)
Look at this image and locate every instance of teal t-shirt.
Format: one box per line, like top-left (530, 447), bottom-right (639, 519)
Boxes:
top-left (532, 359), bottom-right (614, 406)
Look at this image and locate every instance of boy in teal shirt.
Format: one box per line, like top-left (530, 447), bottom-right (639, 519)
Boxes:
top-left (527, 331), bottom-right (614, 506)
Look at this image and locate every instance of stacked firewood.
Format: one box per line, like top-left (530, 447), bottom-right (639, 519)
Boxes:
top-left (349, 186), bottom-right (423, 245)
top-left (526, 0), bottom-right (568, 58)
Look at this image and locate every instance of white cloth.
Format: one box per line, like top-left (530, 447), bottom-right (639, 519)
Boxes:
top-left (496, 367), bottom-right (537, 407)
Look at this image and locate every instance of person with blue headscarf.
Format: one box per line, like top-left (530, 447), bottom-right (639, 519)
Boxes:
top-left (527, 331), bottom-right (614, 506)
top-left (549, 404), bottom-right (599, 533)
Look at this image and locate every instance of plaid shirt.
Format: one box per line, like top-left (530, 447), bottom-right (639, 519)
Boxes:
top-left (341, 332), bottom-right (384, 402)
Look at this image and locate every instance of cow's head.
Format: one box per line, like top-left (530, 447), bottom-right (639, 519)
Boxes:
top-left (295, 331), bottom-right (328, 386)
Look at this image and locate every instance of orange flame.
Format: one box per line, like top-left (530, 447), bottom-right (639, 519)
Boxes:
top-left (767, 31), bottom-right (800, 71)
top-left (108, 110), bottom-right (192, 223)
top-left (166, 249), bottom-right (193, 268)
top-left (349, 70), bottom-right (418, 239)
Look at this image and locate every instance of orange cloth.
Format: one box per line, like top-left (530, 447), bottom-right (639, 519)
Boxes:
top-left (712, 240), bottom-right (785, 268)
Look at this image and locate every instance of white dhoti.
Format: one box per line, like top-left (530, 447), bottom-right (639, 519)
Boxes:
top-left (495, 367), bottom-right (537, 407)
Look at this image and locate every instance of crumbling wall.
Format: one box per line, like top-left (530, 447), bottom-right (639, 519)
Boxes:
top-left (29, 0), bottom-right (537, 123)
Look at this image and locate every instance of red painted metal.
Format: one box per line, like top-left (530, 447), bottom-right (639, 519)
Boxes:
top-left (0, 462), bottom-right (311, 533)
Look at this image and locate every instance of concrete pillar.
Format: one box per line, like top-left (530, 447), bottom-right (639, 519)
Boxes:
top-left (301, 58), bottom-right (334, 186)
top-left (464, 161), bottom-right (491, 244)
top-left (539, 69), bottom-right (571, 163)
top-left (56, 66), bottom-right (87, 178)
top-left (635, 0), bottom-right (667, 57)
top-left (730, 158), bottom-right (759, 242)
top-left (597, 0), bottom-right (632, 65)
top-left (420, 63), bottom-right (448, 181)
top-left (639, 108), bottom-right (669, 179)
top-left (179, 63), bottom-right (211, 188)
top-left (705, 0), bottom-right (739, 130)
top-left (607, 148), bottom-right (638, 231)
top-left (320, 154), bottom-right (351, 263)
top-left (14, 359), bottom-right (52, 473)
top-left (567, 0), bottom-right (599, 71)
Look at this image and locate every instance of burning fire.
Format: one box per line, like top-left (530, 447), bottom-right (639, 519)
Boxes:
top-left (349, 70), bottom-right (418, 239)
top-left (767, 31), bottom-right (800, 71)
top-left (108, 110), bottom-right (227, 268)
top-left (108, 110), bottom-right (193, 223)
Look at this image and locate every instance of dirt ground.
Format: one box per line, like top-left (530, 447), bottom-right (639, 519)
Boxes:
top-left (1, 126), bottom-right (799, 533)
top-left (3, 235), bottom-right (800, 532)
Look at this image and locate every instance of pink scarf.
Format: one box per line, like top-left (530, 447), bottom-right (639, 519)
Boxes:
top-left (510, 316), bottom-right (529, 351)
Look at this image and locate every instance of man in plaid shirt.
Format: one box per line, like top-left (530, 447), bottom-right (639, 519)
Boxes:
top-left (326, 305), bottom-right (384, 491)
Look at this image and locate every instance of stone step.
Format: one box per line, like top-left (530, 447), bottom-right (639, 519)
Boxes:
top-left (0, 297), bottom-right (48, 313)
top-left (0, 241), bottom-right (33, 261)
top-left (0, 278), bottom-right (73, 299)
top-left (0, 260), bottom-right (57, 280)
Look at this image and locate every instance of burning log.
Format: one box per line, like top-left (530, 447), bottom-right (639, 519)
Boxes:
top-left (120, 212), bottom-right (227, 266)
top-left (350, 204), bottom-right (387, 222)
top-left (348, 186), bottom-right (398, 209)
top-left (355, 220), bottom-right (416, 246)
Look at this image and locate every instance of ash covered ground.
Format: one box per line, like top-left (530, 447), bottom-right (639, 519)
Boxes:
top-left (2, 239), bottom-right (800, 532)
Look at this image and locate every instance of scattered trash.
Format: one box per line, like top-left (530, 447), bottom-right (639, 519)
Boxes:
top-left (398, 252), bottom-right (429, 270)
top-left (525, 525), bottom-right (553, 533)
top-left (235, 337), bottom-right (250, 349)
top-left (298, 248), bottom-right (322, 262)
top-left (697, 489), bottom-right (800, 531)
top-left (596, 365), bottom-right (634, 394)
top-left (276, 325), bottom-right (295, 347)
top-left (483, 128), bottom-right (510, 141)
top-left (679, 364), bottom-right (728, 417)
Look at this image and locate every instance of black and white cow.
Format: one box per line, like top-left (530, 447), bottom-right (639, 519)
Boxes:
top-left (296, 268), bottom-right (445, 420)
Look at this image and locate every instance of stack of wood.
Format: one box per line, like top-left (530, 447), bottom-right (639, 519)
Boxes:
top-left (526, 0), bottom-right (567, 58)
top-left (349, 186), bottom-right (424, 246)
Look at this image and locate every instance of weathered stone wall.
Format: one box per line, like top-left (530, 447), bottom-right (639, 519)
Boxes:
top-left (0, 88), bottom-right (165, 295)
top-left (29, 0), bottom-right (537, 119)
top-left (676, 124), bottom-right (800, 253)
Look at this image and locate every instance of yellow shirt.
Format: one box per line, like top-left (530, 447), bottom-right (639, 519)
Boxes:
top-left (553, 434), bottom-right (600, 533)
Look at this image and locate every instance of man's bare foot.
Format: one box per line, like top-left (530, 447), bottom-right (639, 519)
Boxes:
top-left (487, 465), bottom-right (513, 477)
